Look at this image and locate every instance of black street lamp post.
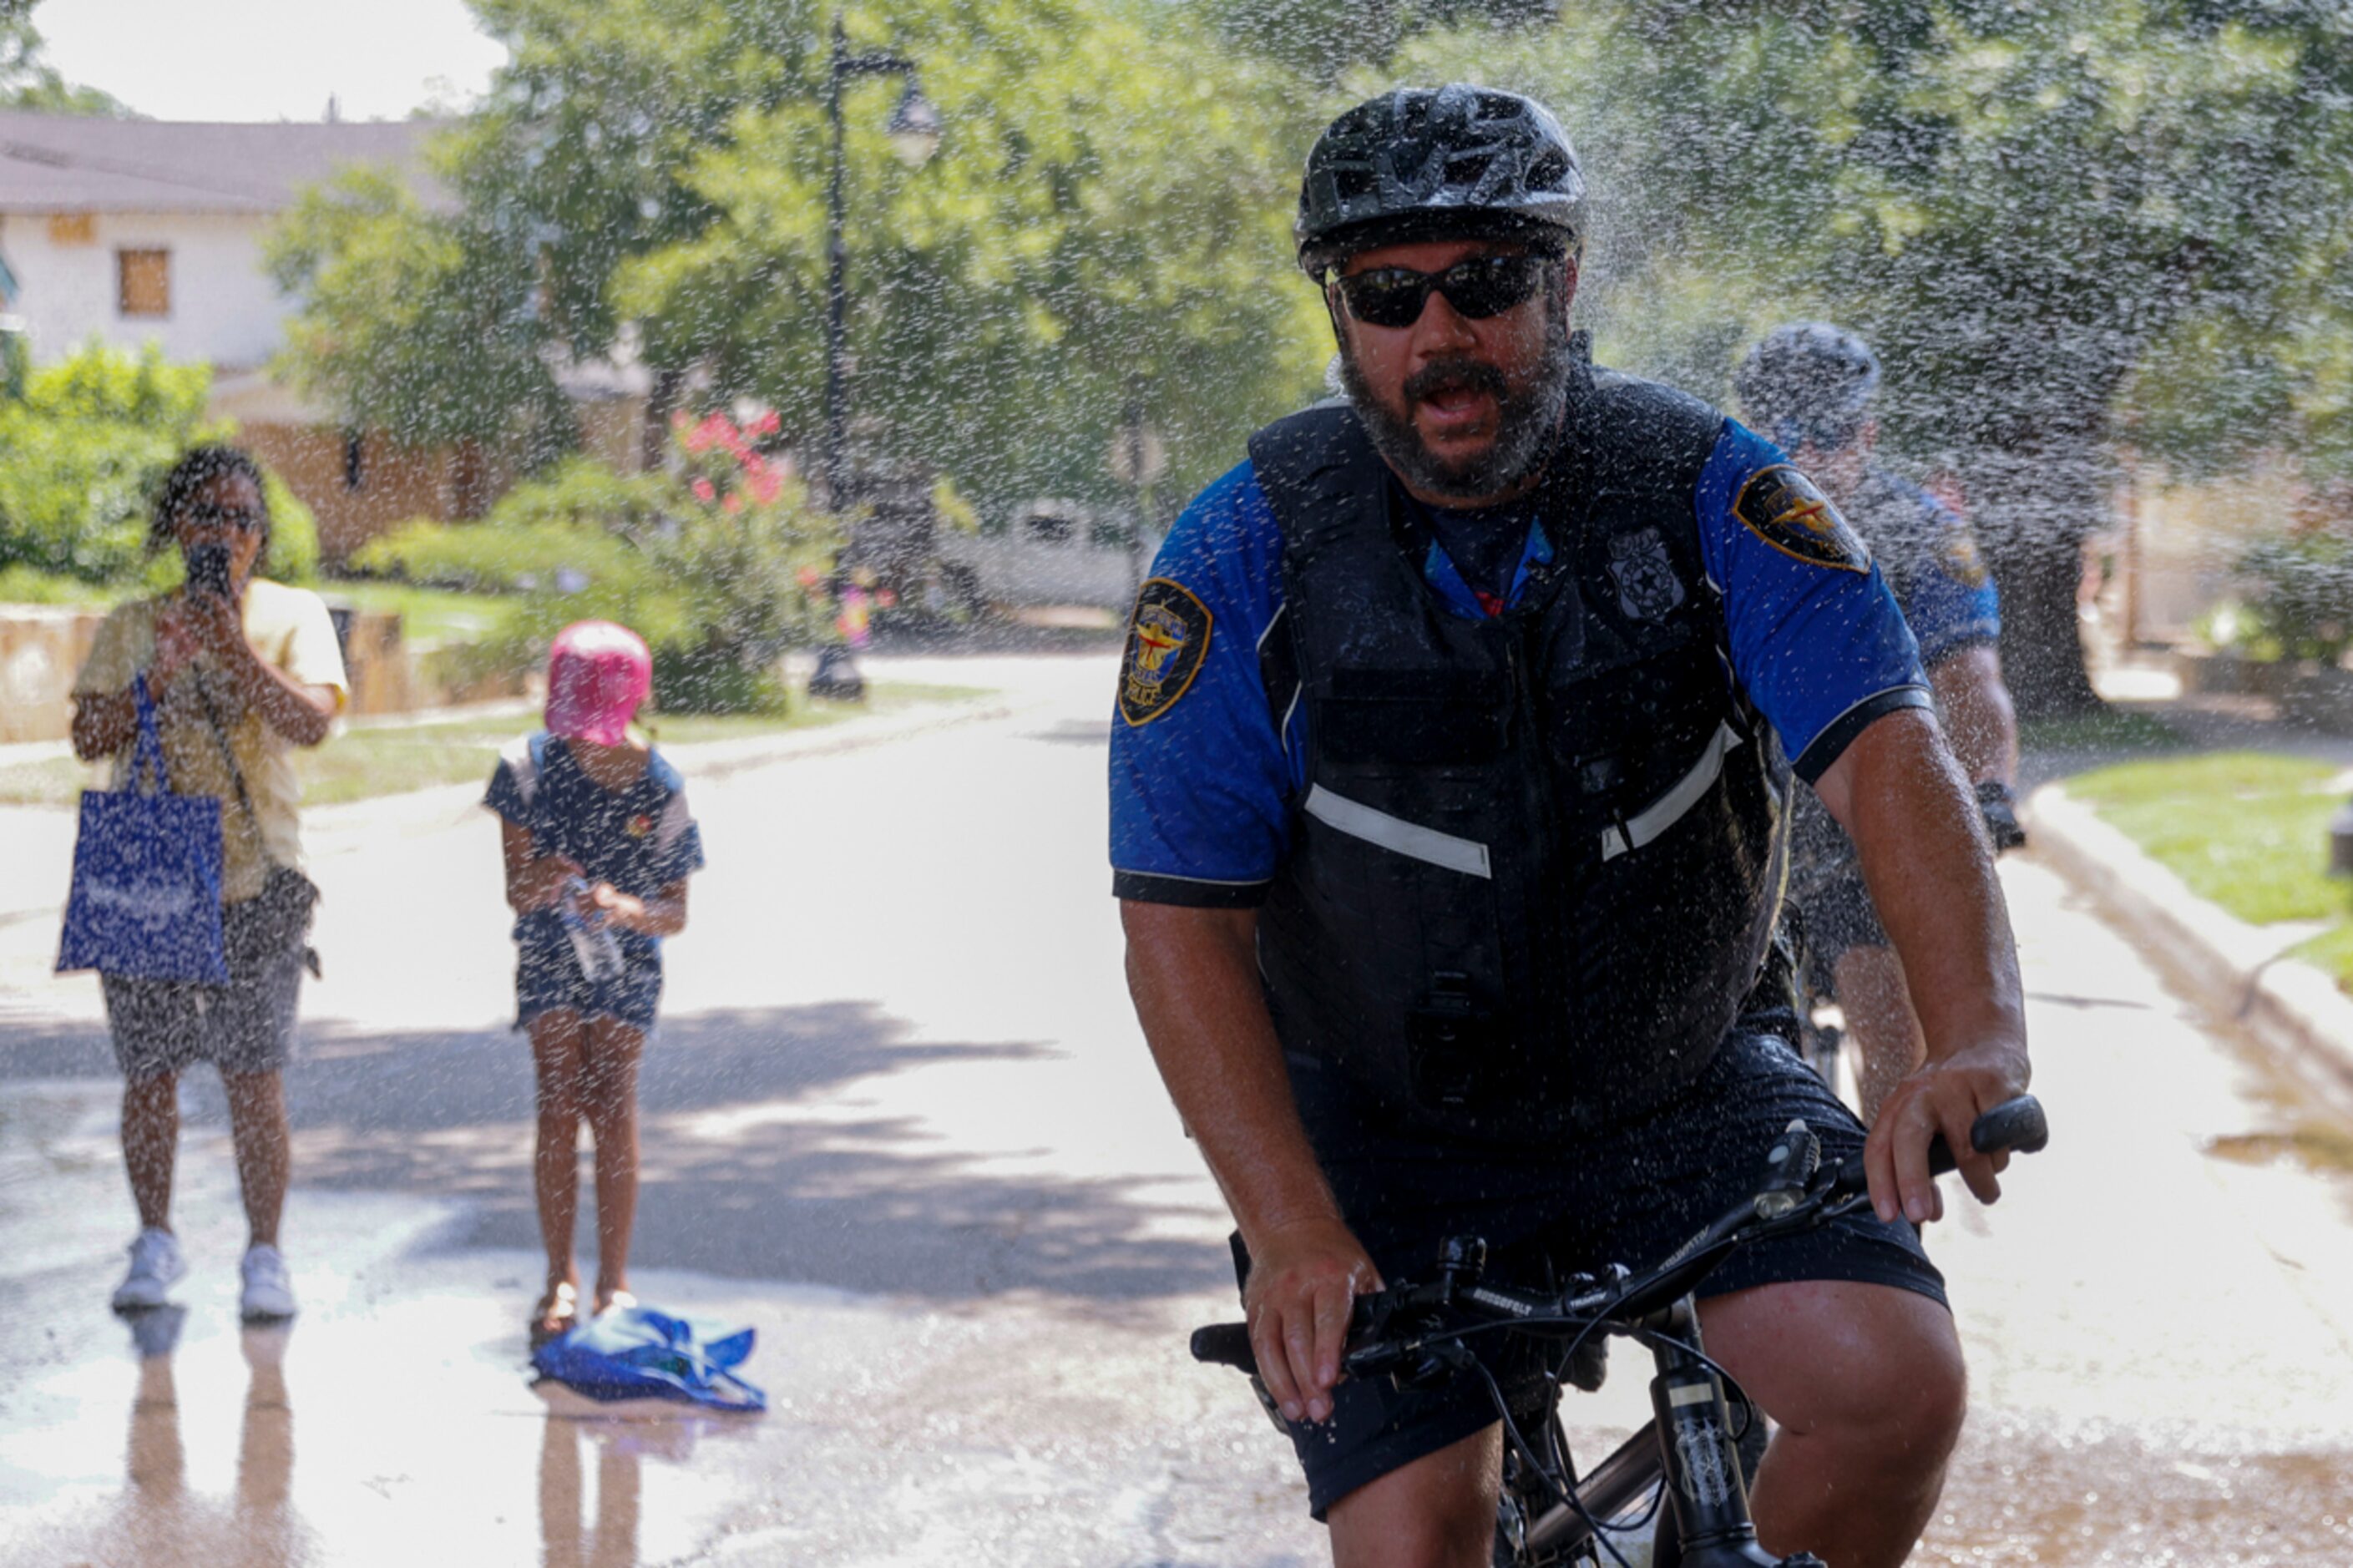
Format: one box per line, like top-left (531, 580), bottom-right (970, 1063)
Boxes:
top-left (809, 14), bottom-right (940, 704)
top-left (821, 13), bottom-right (940, 508)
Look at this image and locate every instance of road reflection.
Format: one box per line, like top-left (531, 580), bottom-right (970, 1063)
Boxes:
top-left (533, 1387), bottom-right (729, 1568)
top-left (117, 1309), bottom-right (306, 1567)
top-left (538, 1414), bottom-right (641, 1568)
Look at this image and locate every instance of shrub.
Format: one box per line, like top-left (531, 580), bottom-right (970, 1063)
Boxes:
top-left (0, 341), bottom-right (316, 587)
top-left (0, 341), bottom-right (217, 581)
top-left (349, 513), bottom-right (643, 594)
top-left (465, 414), bottom-right (842, 712)
top-left (2234, 533), bottom-right (2353, 665)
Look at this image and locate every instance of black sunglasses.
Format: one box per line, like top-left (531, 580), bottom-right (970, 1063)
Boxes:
top-left (1330, 254), bottom-right (1550, 330)
top-left (181, 501), bottom-right (266, 533)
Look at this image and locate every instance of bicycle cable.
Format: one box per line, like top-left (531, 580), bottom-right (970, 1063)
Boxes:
top-left (1467, 1356), bottom-right (1642, 1568)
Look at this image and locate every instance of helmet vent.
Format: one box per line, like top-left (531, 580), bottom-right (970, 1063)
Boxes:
top-left (1445, 154), bottom-right (1495, 189)
top-left (1527, 149), bottom-right (1571, 191)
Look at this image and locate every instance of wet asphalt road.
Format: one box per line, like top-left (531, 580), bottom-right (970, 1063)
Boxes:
top-left (1, 648), bottom-right (2350, 1566)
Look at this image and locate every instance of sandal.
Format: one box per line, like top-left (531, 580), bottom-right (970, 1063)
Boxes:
top-left (530, 1281), bottom-right (579, 1345)
top-left (593, 1287), bottom-right (636, 1318)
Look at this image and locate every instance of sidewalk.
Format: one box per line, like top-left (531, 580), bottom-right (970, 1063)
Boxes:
top-left (2023, 663), bottom-right (2353, 1110)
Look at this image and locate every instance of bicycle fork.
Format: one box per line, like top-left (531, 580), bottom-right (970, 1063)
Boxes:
top-left (1647, 1297), bottom-right (1823, 1568)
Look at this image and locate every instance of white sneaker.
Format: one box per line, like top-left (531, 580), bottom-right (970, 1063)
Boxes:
top-left (110, 1227), bottom-right (186, 1312)
top-left (240, 1244), bottom-right (298, 1321)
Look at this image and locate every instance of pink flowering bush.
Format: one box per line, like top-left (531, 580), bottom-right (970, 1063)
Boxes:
top-left (465, 411), bottom-right (842, 711)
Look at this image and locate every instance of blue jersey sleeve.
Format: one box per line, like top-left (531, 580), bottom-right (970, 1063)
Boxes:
top-left (1693, 422), bottom-right (1930, 782)
top-left (1108, 462), bottom-right (1296, 906)
top-left (1894, 487), bottom-right (2002, 668)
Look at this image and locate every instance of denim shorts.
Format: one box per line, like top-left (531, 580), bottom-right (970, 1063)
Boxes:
top-left (513, 913), bottom-right (662, 1031)
top-left (1252, 1029), bottom-right (1946, 1519)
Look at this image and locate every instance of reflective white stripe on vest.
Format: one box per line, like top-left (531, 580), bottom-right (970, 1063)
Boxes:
top-left (1303, 785), bottom-right (1492, 880)
top-left (1600, 722), bottom-right (1743, 862)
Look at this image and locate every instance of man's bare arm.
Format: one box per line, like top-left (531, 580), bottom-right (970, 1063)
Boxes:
top-left (1814, 706), bottom-right (2028, 1225)
top-left (1121, 899), bottom-right (1378, 1424)
top-left (1927, 645), bottom-right (2017, 787)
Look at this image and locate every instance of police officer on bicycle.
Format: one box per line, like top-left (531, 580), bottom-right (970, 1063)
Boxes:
top-left (1737, 323), bottom-right (2027, 1124)
top-left (1113, 86), bottom-right (2030, 1568)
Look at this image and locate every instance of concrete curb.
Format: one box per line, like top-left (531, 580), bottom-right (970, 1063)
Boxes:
top-left (2028, 782), bottom-right (2353, 1104)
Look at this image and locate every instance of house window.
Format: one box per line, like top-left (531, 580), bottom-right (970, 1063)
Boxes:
top-left (342, 430), bottom-right (366, 491)
top-left (117, 248), bottom-right (170, 317)
top-left (48, 214), bottom-right (95, 245)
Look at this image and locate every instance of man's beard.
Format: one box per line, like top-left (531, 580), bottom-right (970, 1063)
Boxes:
top-left (1338, 311), bottom-right (1576, 503)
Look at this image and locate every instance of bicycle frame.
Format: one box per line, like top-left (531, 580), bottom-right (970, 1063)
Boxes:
top-left (1511, 1295), bottom-right (1788, 1568)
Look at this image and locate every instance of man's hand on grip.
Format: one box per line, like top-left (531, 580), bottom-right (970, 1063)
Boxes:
top-left (1865, 1040), bottom-right (2029, 1226)
top-left (1243, 1216), bottom-right (1382, 1426)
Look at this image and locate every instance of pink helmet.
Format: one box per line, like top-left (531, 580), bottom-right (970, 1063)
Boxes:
top-left (544, 620), bottom-right (651, 746)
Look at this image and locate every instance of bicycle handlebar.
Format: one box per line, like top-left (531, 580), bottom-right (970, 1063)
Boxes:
top-left (1191, 1095), bottom-right (2047, 1378)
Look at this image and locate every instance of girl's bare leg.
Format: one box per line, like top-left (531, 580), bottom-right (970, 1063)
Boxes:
top-left (580, 1017), bottom-right (647, 1313)
top-left (528, 1009), bottom-right (590, 1327)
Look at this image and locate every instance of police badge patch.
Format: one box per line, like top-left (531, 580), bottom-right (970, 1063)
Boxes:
top-left (1938, 523), bottom-right (1991, 589)
top-left (1119, 577), bottom-right (1212, 726)
top-left (1607, 529), bottom-right (1686, 622)
top-left (1733, 464), bottom-right (1870, 574)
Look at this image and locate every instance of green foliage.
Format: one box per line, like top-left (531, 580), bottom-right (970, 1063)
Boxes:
top-left (612, 0), bottom-right (1329, 512)
top-left (465, 417), bottom-right (843, 713)
top-left (348, 513), bottom-right (641, 594)
top-left (0, 342), bottom-right (217, 581)
top-left (267, 164), bottom-right (574, 456)
top-left (0, 341), bottom-right (317, 588)
top-left (0, 1), bottom-right (129, 114)
top-left (2234, 533), bottom-right (2353, 665)
top-left (271, 0), bottom-right (1329, 517)
top-left (347, 454), bottom-right (673, 594)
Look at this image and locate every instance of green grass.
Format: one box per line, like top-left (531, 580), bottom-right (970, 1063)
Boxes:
top-left (2291, 921), bottom-right (2353, 996)
top-left (321, 581), bottom-right (519, 647)
top-left (0, 682), bottom-right (993, 810)
top-left (2071, 751), bottom-right (2353, 993)
top-left (2071, 751), bottom-right (2347, 924)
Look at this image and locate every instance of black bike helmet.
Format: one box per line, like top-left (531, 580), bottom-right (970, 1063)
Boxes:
top-left (1296, 85), bottom-right (1586, 278)
top-left (1733, 322), bottom-right (1883, 446)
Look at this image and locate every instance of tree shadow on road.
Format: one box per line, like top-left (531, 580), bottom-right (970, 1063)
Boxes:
top-left (280, 1001), bottom-right (1229, 1305)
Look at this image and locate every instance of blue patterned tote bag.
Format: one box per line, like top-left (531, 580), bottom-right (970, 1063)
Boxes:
top-left (56, 674), bottom-right (230, 984)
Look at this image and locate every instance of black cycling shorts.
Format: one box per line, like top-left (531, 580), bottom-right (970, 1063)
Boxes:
top-left (1242, 1029), bottom-right (1946, 1520)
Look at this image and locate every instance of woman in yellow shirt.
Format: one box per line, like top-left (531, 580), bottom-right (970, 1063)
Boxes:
top-left (70, 446), bottom-right (347, 1323)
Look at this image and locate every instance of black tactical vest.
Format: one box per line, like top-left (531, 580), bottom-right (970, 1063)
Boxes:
top-left (1248, 362), bottom-right (1791, 1142)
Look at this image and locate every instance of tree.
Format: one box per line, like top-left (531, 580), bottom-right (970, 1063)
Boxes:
top-left (266, 164), bottom-right (574, 470)
top-left (615, 0), bottom-right (1330, 512)
top-left (273, 0), bottom-right (1333, 518)
top-left (0, 0), bottom-right (130, 115)
top-left (1394, 2), bottom-right (2353, 715)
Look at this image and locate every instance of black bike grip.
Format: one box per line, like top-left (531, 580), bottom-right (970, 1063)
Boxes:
top-left (1191, 1323), bottom-right (1257, 1373)
top-left (1926, 1094), bottom-right (2049, 1176)
top-left (1832, 1094), bottom-right (2048, 1193)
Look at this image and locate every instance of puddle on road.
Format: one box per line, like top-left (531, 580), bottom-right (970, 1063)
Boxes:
top-left (1922, 1428), bottom-right (2353, 1567)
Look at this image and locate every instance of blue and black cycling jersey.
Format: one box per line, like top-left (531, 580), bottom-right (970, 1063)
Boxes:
top-left (1109, 417), bottom-right (1931, 905)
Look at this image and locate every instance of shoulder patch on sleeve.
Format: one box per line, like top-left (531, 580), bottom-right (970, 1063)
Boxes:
top-left (1938, 521), bottom-right (1991, 589)
top-left (1119, 578), bottom-right (1212, 726)
top-left (1733, 464), bottom-right (1871, 574)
